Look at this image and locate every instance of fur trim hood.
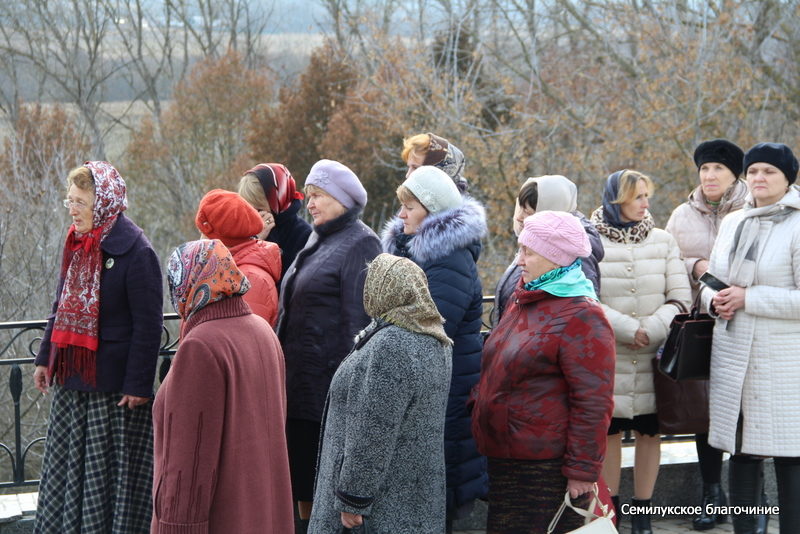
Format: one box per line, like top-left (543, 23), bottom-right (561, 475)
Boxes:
top-left (382, 197), bottom-right (487, 264)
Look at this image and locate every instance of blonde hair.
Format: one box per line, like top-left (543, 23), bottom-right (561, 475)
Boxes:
top-left (66, 166), bottom-right (94, 192)
top-left (401, 133), bottom-right (432, 163)
top-left (238, 173), bottom-right (269, 211)
top-left (396, 184), bottom-right (421, 205)
top-left (304, 184), bottom-right (329, 197)
top-left (612, 170), bottom-right (654, 204)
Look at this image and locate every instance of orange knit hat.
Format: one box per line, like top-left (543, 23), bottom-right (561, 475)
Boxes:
top-left (195, 189), bottom-right (264, 247)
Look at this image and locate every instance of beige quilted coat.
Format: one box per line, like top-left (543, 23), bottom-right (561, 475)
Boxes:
top-left (597, 227), bottom-right (691, 419)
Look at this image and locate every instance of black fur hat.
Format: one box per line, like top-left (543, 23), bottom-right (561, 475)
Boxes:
top-left (693, 139), bottom-right (744, 177)
top-left (744, 142), bottom-right (799, 185)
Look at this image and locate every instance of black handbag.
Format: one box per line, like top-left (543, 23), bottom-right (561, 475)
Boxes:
top-left (657, 296), bottom-right (715, 381)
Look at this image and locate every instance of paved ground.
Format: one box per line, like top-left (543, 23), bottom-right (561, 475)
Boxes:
top-left (458, 515), bottom-right (785, 533)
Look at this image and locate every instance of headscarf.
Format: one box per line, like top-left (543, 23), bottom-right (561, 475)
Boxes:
top-left (591, 170), bottom-right (655, 244)
top-left (423, 133), bottom-right (468, 193)
top-left (247, 163), bottom-right (304, 214)
top-left (167, 240), bottom-right (250, 326)
top-left (50, 161), bottom-right (127, 386)
top-left (363, 253), bottom-right (451, 345)
top-left (601, 170), bottom-right (638, 229)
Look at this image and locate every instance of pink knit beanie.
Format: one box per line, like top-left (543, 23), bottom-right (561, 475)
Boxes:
top-left (518, 211), bottom-right (590, 266)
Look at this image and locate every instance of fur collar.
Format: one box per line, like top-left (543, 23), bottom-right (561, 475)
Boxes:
top-left (381, 197), bottom-right (487, 264)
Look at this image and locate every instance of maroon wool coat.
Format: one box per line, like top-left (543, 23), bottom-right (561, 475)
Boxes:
top-left (152, 297), bottom-right (293, 534)
top-left (470, 287), bottom-right (616, 481)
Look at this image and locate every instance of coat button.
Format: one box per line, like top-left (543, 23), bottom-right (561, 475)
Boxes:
top-left (627, 266), bottom-right (632, 271)
top-left (630, 288), bottom-right (636, 293)
top-left (631, 312), bottom-right (637, 317)
top-left (632, 360), bottom-right (638, 365)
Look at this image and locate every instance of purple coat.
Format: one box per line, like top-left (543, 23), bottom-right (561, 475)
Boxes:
top-left (35, 214), bottom-right (163, 397)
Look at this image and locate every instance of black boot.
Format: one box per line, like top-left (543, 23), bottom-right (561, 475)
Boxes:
top-left (611, 495), bottom-right (622, 525)
top-left (693, 482), bottom-right (728, 530)
top-left (730, 455), bottom-right (764, 534)
top-left (775, 459), bottom-right (800, 534)
top-left (630, 498), bottom-right (653, 534)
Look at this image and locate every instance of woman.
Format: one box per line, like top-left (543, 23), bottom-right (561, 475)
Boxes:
top-left (238, 163), bottom-right (312, 282)
top-left (276, 159), bottom-right (382, 531)
top-left (492, 174), bottom-right (604, 326)
top-left (195, 188), bottom-right (281, 325)
top-left (382, 165), bottom-right (487, 527)
top-left (471, 211), bottom-right (615, 534)
top-left (153, 239), bottom-right (293, 533)
top-left (705, 142), bottom-right (800, 533)
top-left (590, 169), bottom-right (691, 534)
top-left (33, 161), bottom-right (163, 534)
top-left (665, 139), bottom-right (748, 531)
top-left (309, 253), bottom-right (452, 534)
top-left (401, 132), bottom-right (468, 192)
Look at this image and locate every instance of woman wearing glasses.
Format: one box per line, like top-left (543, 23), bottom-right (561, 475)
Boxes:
top-left (33, 161), bottom-right (163, 534)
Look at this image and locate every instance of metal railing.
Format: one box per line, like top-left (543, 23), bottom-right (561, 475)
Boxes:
top-left (0, 314), bottom-right (180, 490)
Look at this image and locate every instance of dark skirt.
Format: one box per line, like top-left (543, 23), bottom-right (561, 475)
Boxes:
top-left (287, 418), bottom-right (321, 502)
top-left (608, 414), bottom-right (659, 437)
top-left (486, 457), bottom-right (590, 534)
top-left (34, 387), bottom-right (153, 534)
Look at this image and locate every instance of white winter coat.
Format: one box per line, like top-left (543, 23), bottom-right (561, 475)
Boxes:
top-left (705, 187), bottom-right (800, 456)
top-left (597, 227), bottom-right (691, 419)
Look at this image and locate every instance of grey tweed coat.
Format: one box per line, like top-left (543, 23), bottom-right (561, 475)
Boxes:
top-left (309, 321), bottom-right (452, 534)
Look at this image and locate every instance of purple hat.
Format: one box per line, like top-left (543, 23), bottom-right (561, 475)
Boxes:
top-left (518, 211), bottom-right (590, 267)
top-left (304, 159), bottom-right (368, 209)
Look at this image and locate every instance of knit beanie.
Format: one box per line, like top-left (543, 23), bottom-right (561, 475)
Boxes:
top-left (743, 142), bottom-right (799, 185)
top-left (195, 189), bottom-right (263, 247)
top-left (693, 139), bottom-right (744, 177)
top-left (304, 159), bottom-right (367, 209)
top-left (518, 211), bottom-right (590, 267)
top-left (402, 166), bottom-right (463, 214)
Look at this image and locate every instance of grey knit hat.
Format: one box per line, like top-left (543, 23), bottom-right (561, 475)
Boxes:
top-left (402, 166), bottom-right (463, 214)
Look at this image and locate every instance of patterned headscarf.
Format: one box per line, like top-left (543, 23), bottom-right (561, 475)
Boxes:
top-left (423, 133), bottom-right (468, 193)
top-left (167, 240), bottom-right (250, 324)
top-left (363, 253), bottom-right (451, 345)
top-left (247, 163), bottom-right (304, 214)
top-left (50, 161), bottom-right (127, 386)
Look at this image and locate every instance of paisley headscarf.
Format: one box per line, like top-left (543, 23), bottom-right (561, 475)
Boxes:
top-left (363, 253), bottom-right (451, 345)
top-left (167, 239), bottom-right (250, 325)
top-left (423, 133), bottom-right (468, 193)
top-left (50, 161), bottom-right (127, 386)
top-left (247, 163), bottom-right (304, 214)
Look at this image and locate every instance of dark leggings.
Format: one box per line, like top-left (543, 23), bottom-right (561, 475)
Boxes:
top-left (695, 433), bottom-right (723, 483)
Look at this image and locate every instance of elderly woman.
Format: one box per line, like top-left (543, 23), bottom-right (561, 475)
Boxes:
top-left (195, 189), bottom-right (281, 326)
top-left (309, 253), bottom-right (452, 534)
top-left (590, 170), bottom-right (691, 534)
top-left (153, 239), bottom-right (293, 533)
top-left (704, 143), bottom-right (800, 533)
top-left (276, 159), bottom-right (382, 531)
top-left (492, 174), bottom-right (604, 326)
top-left (238, 163), bottom-right (312, 283)
top-left (471, 211), bottom-right (615, 533)
top-left (382, 165), bottom-right (487, 528)
top-left (401, 132), bottom-right (468, 192)
top-left (33, 161), bottom-right (163, 533)
top-left (665, 139), bottom-right (748, 530)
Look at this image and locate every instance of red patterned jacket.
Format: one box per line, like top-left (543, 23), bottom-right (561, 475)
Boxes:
top-left (470, 287), bottom-right (615, 481)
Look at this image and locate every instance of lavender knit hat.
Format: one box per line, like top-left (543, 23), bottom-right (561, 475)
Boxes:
top-left (305, 159), bottom-right (368, 209)
top-left (518, 211), bottom-right (590, 267)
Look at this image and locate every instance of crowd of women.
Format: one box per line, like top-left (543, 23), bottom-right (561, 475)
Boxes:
top-left (29, 133), bottom-right (800, 534)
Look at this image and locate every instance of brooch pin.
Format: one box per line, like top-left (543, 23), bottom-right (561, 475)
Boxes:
top-left (105, 258), bottom-right (115, 269)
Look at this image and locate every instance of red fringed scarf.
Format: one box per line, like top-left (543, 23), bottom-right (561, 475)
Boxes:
top-left (48, 161), bottom-right (127, 387)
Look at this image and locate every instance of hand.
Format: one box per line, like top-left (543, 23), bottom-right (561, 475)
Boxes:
top-left (712, 285), bottom-right (745, 320)
top-left (692, 259), bottom-right (709, 280)
top-left (117, 394), bottom-right (150, 409)
top-left (341, 512), bottom-right (363, 529)
top-left (567, 479), bottom-right (595, 499)
top-left (257, 210), bottom-right (276, 240)
top-left (33, 365), bottom-right (49, 394)
top-left (625, 328), bottom-right (650, 350)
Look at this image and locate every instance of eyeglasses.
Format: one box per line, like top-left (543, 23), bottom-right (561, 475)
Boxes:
top-left (62, 199), bottom-right (91, 210)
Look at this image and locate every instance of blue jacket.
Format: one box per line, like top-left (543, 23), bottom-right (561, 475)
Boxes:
top-left (382, 197), bottom-right (489, 514)
top-left (277, 208), bottom-right (382, 423)
top-left (266, 198), bottom-right (312, 283)
top-left (35, 213), bottom-right (164, 397)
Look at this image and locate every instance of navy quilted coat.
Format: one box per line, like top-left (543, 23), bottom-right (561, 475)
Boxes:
top-left (382, 197), bottom-right (489, 514)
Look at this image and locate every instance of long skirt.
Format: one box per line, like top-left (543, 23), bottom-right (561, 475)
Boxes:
top-left (486, 457), bottom-right (590, 534)
top-left (34, 387), bottom-right (154, 534)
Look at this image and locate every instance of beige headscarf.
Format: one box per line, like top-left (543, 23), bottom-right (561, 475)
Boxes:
top-left (364, 253), bottom-right (452, 345)
top-left (513, 175), bottom-right (578, 236)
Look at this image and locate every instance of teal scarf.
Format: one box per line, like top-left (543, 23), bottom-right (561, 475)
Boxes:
top-left (524, 259), bottom-right (597, 300)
